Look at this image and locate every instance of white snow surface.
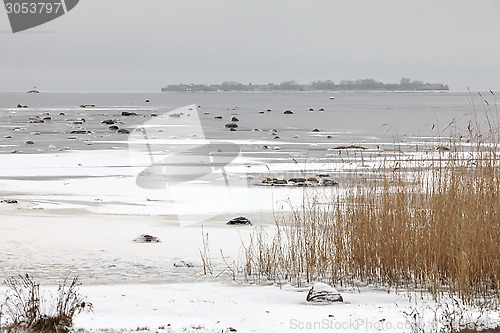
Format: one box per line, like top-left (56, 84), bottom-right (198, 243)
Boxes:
top-left (310, 282), bottom-right (340, 294)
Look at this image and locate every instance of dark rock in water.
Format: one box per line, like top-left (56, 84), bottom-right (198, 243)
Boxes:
top-left (70, 130), bottom-right (91, 134)
top-left (1, 199), bottom-right (18, 204)
top-left (43, 117), bottom-right (52, 121)
top-left (101, 119), bottom-right (115, 125)
top-left (17, 104), bottom-right (28, 108)
top-left (261, 145), bottom-right (270, 149)
top-left (214, 115), bottom-right (223, 119)
top-left (306, 283), bottom-right (343, 304)
top-left (80, 104), bottom-right (95, 108)
top-left (59, 112), bottom-right (66, 116)
top-left (151, 113), bottom-right (158, 117)
top-left (227, 216), bottom-right (252, 226)
top-left (307, 177), bottom-right (319, 183)
top-left (312, 128), bottom-right (320, 132)
top-left (225, 123), bottom-right (238, 129)
top-left (122, 111), bottom-right (138, 116)
top-left (259, 111), bottom-right (265, 114)
top-left (326, 135), bottom-right (332, 139)
top-left (117, 129), bottom-right (130, 134)
top-left (133, 234), bottom-right (161, 243)
top-left (309, 108), bottom-right (314, 111)
top-left (284, 110), bottom-right (294, 114)
top-left (267, 109), bottom-right (271, 112)
top-left (319, 108), bottom-right (325, 112)
top-left (274, 136), bottom-right (281, 140)
top-left (71, 118), bottom-right (86, 125)
top-left (230, 128), bottom-right (237, 131)
top-left (25, 140), bottom-right (34, 145)
top-left (231, 116), bottom-right (239, 122)
top-left (273, 179), bottom-right (288, 185)
top-left (145, 99), bottom-right (150, 103)
top-left (29, 117), bottom-right (44, 123)
top-left (109, 125), bottom-right (119, 130)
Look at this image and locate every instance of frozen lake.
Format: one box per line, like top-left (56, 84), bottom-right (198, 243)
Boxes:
top-left (0, 90), bottom-right (497, 280)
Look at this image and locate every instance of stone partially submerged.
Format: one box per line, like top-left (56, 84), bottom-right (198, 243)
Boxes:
top-left (306, 283), bottom-right (343, 304)
top-left (173, 258), bottom-right (203, 268)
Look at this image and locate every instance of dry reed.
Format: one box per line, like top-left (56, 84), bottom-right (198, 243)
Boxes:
top-left (243, 98), bottom-right (500, 305)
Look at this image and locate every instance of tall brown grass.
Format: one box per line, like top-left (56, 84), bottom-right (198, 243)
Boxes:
top-left (243, 102), bottom-right (499, 305)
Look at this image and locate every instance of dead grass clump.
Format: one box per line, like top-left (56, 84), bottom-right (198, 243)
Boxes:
top-left (0, 274), bottom-right (93, 333)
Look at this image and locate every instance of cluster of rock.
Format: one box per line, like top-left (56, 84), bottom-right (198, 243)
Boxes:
top-left (101, 119), bottom-right (129, 134)
top-left (5, 105), bottom-right (164, 153)
top-left (1, 199), bottom-right (18, 204)
top-left (28, 115), bottom-right (51, 124)
top-left (259, 175), bottom-right (338, 187)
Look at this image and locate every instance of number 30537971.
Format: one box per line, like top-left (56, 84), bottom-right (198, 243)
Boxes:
top-left (5, 2), bottom-right (63, 14)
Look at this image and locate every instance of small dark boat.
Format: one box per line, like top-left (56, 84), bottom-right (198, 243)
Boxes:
top-left (27, 86), bottom-right (40, 94)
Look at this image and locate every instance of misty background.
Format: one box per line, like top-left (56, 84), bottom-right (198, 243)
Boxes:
top-left (0, 0), bottom-right (499, 92)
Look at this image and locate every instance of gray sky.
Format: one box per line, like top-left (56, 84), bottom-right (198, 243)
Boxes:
top-left (1, 0), bottom-right (499, 91)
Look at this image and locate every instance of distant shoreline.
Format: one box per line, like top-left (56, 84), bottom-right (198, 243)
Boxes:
top-left (162, 78), bottom-right (449, 92)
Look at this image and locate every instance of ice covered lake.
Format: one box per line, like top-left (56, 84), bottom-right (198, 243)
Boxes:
top-left (0, 91), bottom-right (498, 332)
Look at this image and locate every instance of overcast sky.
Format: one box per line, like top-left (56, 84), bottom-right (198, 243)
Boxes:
top-left (1, 0), bottom-right (499, 91)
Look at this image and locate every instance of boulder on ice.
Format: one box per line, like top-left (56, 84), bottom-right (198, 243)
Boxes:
top-left (306, 283), bottom-right (343, 304)
top-left (227, 216), bottom-right (252, 226)
top-left (133, 234), bottom-right (161, 243)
